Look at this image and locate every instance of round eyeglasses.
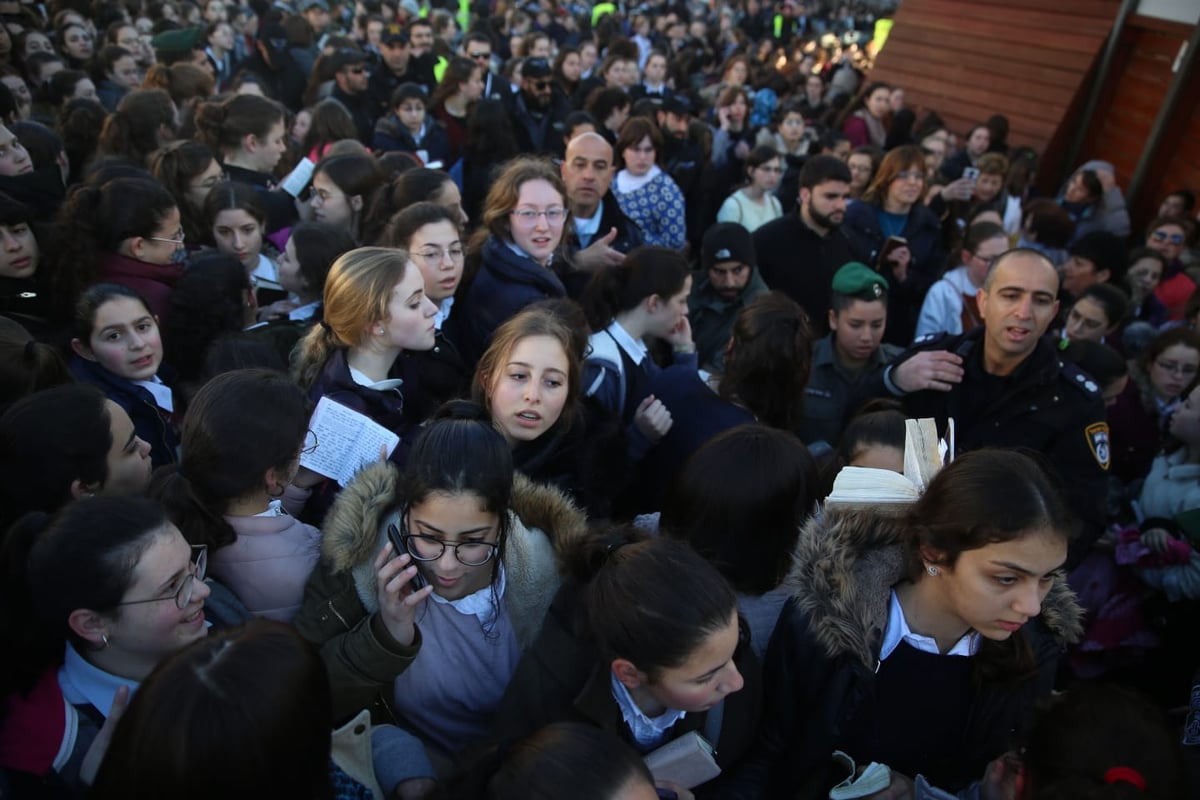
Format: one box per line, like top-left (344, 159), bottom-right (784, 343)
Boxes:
top-left (396, 519), bottom-right (498, 567)
top-left (116, 545), bottom-right (207, 610)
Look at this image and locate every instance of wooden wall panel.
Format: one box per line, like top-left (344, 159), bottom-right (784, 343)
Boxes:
top-left (869, 0), bottom-right (1120, 157)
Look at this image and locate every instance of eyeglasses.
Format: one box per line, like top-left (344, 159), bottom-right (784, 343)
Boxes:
top-left (392, 521), bottom-right (498, 567)
top-left (191, 172), bottom-right (226, 191)
top-left (1151, 230), bottom-right (1185, 245)
top-left (1154, 359), bottom-right (1198, 377)
top-left (116, 545), bottom-right (208, 610)
top-left (511, 207), bottom-right (566, 225)
top-left (147, 228), bottom-right (186, 247)
top-left (895, 170), bottom-right (925, 182)
top-left (972, 253), bottom-right (1001, 269)
top-left (468, 51), bottom-right (491, 61)
top-left (756, 164), bottom-right (784, 173)
top-left (531, 80), bottom-right (552, 90)
top-left (412, 245), bottom-right (465, 264)
top-left (347, 66), bottom-right (368, 75)
top-left (311, 189), bottom-right (342, 204)
top-left (301, 429), bottom-right (319, 455)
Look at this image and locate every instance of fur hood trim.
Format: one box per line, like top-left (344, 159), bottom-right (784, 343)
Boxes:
top-left (784, 508), bottom-right (1084, 669)
top-left (319, 461), bottom-right (589, 648)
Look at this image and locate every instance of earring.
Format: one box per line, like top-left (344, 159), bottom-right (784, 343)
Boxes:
top-left (927, 566), bottom-right (939, 576)
top-left (375, 327), bottom-right (384, 336)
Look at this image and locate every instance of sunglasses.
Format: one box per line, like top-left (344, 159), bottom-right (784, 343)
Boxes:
top-left (1151, 230), bottom-right (1185, 245)
top-left (531, 80), bottom-right (552, 90)
top-left (347, 66), bottom-right (367, 74)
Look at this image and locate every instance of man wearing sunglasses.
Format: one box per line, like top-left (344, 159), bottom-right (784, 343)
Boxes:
top-left (330, 48), bottom-right (375, 143)
top-left (505, 57), bottom-right (570, 157)
top-left (460, 31), bottom-right (507, 100)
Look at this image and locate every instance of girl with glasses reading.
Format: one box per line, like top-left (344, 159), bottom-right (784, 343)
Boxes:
top-left (0, 497), bottom-right (210, 794)
top-left (294, 400), bottom-right (587, 772)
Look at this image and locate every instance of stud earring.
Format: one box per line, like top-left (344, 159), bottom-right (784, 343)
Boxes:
top-left (927, 566), bottom-right (939, 576)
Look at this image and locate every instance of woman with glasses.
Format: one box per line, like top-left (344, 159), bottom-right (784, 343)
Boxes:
top-left (383, 202), bottom-right (470, 419)
top-left (611, 116), bottom-right (688, 247)
top-left (148, 140), bottom-right (224, 248)
top-left (1108, 327), bottom-right (1200, 485)
top-left (842, 144), bottom-right (947, 345)
top-left (455, 157), bottom-right (569, 366)
top-left (916, 221), bottom-right (1008, 338)
top-left (151, 368), bottom-right (321, 622)
top-left (43, 176), bottom-right (185, 321)
top-left (715, 144), bottom-right (784, 234)
top-left (293, 401), bottom-right (587, 768)
top-left (0, 496), bottom-right (210, 793)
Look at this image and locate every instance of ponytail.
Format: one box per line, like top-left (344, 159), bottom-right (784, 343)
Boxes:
top-left (568, 525), bottom-right (738, 680)
top-left (580, 246), bottom-right (689, 331)
top-left (292, 320), bottom-right (345, 391)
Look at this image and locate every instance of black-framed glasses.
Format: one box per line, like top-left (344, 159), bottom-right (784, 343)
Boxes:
top-left (393, 519), bottom-right (498, 567)
top-left (531, 79), bottom-right (552, 90)
top-left (972, 253), bottom-right (1001, 269)
top-left (468, 51), bottom-right (491, 61)
top-left (116, 545), bottom-right (207, 610)
top-left (301, 429), bottom-right (319, 455)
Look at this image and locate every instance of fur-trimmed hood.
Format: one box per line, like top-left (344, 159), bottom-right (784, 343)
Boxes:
top-left (319, 461), bottom-right (589, 648)
top-left (784, 507), bottom-right (1084, 670)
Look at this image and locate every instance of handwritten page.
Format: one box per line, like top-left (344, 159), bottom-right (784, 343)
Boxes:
top-left (301, 396), bottom-right (400, 486)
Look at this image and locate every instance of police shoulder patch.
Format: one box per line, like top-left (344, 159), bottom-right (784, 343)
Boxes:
top-left (1085, 422), bottom-right (1110, 471)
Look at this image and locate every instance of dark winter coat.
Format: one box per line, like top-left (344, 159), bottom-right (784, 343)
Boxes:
top-left (70, 355), bottom-right (180, 467)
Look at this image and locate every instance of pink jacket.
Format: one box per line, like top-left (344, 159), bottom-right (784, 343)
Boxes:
top-left (213, 509), bottom-right (322, 622)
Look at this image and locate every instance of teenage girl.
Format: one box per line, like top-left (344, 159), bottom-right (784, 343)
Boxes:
top-left (69, 284), bottom-right (180, 467)
top-left (203, 180), bottom-right (283, 307)
top-left (581, 245), bottom-right (694, 460)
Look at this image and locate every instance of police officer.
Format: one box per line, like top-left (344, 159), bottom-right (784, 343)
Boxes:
top-left (859, 248), bottom-right (1109, 565)
top-left (799, 262), bottom-right (902, 453)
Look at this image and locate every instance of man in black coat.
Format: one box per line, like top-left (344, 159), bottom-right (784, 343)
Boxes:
top-left (236, 22), bottom-right (306, 111)
top-left (504, 57), bottom-right (570, 158)
top-left (754, 154), bottom-right (856, 335)
top-left (858, 249), bottom-right (1109, 566)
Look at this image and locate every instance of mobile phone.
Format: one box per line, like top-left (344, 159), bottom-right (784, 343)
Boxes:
top-left (877, 235), bottom-right (908, 269)
top-left (387, 522), bottom-right (406, 557)
top-left (962, 167), bottom-right (980, 182)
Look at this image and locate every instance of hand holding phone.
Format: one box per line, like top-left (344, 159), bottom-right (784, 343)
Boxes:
top-left (373, 529), bottom-right (433, 648)
top-left (962, 166), bottom-right (980, 183)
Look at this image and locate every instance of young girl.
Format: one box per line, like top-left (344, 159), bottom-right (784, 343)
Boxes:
top-left (193, 93), bottom-right (295, 231)
top-left (148, 139), bottom-right (224, 247)
top-left (582, 246), bottom-right (695, 459)
top-left (151, 369), bottom-right (319, 621)
top-left (293, 402), bottom-right (588, 764)
top-left (916, 221), bottom-right (1009, 338)
top-left (276, 221), bottom-right (356, 323)
top-left (715, 145), bottom-right (784, 233)
top-left (309, 153), bottom-right (385, 243)
top-left (0, 383), bottom-right (152, 530)
top-left (1061, 283), bottom-right (1129, 345)
top-left (610, 116), bottom-right (687, 248)
top-left (203, 180), bottom-right (282, 306)
top-left (489, 526), bottom-right (760, 790)
top-left (0, 497), bottom-right (210, 792)
top-left (431, 57), bottom-right (484, 166)
top-left (46, 176), bottom-right (185, 320)
top-left (734, 449), bottom-right (1082, 797)
top-left (292, 247), bottom-right (437, 471)
top-left (70, 284), bottom-right (180, 467)
top-left (373, 82), bottom-right (450, 166)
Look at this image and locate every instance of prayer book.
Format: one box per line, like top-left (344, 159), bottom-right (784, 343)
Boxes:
top-left (300, 396), bottom-right (399, 486)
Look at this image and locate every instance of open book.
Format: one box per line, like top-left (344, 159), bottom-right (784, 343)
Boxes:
top-left (300, 396), bottom-right (400, 486)
top-left (825, 418), bottom-right (953, 511)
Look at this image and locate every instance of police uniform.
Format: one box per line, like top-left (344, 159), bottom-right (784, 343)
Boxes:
top-left (862, 326), bottom-right (1110, 566)
top-left (799, 263), bottom-right (902, 449)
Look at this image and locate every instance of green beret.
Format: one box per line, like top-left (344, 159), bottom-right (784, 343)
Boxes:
top-left (151, 27), bottom-right (203, 54)
top-left (832, 261), bottom-right (889, 299)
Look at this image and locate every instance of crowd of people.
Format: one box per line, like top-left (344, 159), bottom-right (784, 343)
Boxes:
top-left (0, 0), bottom-right (1197, 797)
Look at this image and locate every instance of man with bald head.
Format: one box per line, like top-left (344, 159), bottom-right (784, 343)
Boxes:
top-left (859, 249), bottom-right (1109, 564)
top-left (559, 132), bottom-right (644, 289)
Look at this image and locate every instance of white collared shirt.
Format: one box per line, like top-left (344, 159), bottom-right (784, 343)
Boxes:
top-left (428, 561), bottom-right (506, 627)
top-left (879, 590), bottom-right (979, 661)
top-left (132, 374), bottom-right (174, 412)
top-left (610, 671), bottom-right (687, 748)
top-left (58, 643), bottom-right (139, 719)
top-left (572, 201), bottom-right (603, 247)
top-left (434, 296), bottom-right (454, 330)
top-left (289, 301), bottom-right (321, 321)
top-left (604, 319), bottom-right (648, 366)
top-left (348, 366), bottom-right (404, 392)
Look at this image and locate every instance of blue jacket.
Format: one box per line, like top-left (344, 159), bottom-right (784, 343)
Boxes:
top-left (455, 235), bottom-right (566, 366)
top-left (70, 356), bottom-right (180, 467)
top-left (370, 115), bottom-right (451, 166)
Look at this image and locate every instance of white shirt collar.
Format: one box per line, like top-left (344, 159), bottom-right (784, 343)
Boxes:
top-left (610, 671), bottom-right (687, 748)
top-left (249, 253), bottom-right (278, 287)
top-left (615, 165), bottom-right (660, 194)
top-left (348, 365), bottom-right (404, 392)
top-left (434, 296), bottom-right (454, 330)
top-left (604, 319), bottom-right (648, 365)
top-left (428, 561), bottom-right (506, 627)
top-left (572, 200), bottom-right (604, 244)
top-left (288, 300), bottom-right (321, 321)
top-left (132, 374), bottom-right (173, 412)
top-left (879, 589), bottom-right (979, 661)
top-left (58, 643), bottom-right (139, 718)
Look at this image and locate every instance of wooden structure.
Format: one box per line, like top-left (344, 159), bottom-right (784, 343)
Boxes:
top-left (869, 0), bottom-right (1199, 231)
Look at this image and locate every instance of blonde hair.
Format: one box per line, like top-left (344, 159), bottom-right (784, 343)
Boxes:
top-left (292, 246), bottom-right (411, 389)
top-left (473, 306), bottom-right (582, 417)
